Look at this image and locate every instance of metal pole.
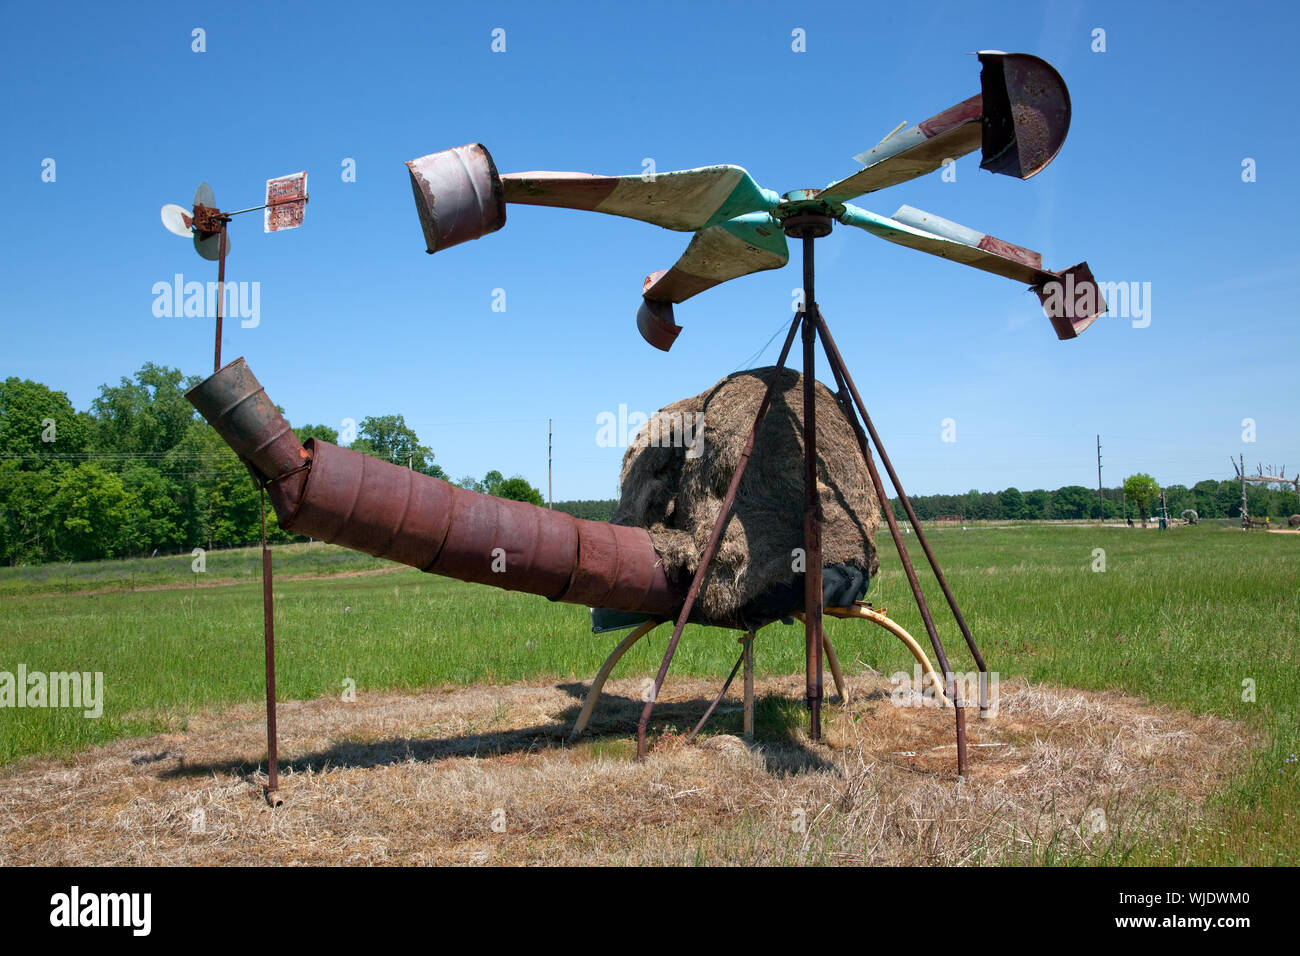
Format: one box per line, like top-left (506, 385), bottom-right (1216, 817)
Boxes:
top-left (812, 312), bottom-right (968, 775)
top-left (213, 219), bottom-right (228, 374)
top-left (259, 487), bottom-right (281, 803)
top-left (813, 313), bottom-right (987, 712)
top-left (1097, 435), bottom-right (1103, 522)
top-left (801, 236), bottom-right (823, 740)
top-left (635, 313), bottom-right (803, 759)
top-left (548, 419), bottom-right (553, 509)
top-left (742, 633), bottom-right (754, 740)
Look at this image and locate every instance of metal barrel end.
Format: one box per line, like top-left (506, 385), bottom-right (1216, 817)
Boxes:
top-left (977, 52), bottom-right (1071, 180)
top-left (407, 144), bottom-right (506, 254)
top-left (185, 357), bottom-right (310, 523)
top-left (1034, 261), bottom-right (1107, 339)
top-left (637, 293), bottom-right (682, 351)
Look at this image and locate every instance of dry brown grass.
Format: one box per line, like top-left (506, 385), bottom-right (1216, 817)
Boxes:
top-left (0, 673), bottom-right (1248, 866)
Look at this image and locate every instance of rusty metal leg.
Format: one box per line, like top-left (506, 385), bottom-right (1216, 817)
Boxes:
top-left (814, 311), bottom-right (989, 719)
top-left (686, 644), bottom-right (748, 742)
top-left (259, 487), bottom-right (282, 806)
top-left (800, 242), bottom-right (824, 741)
top-left (571, 619), bottom-right (660, 739)
top-left (742, 633), bottom-right (754, 740)
top-left (811, 308), bottom-right (966, 778)
top-left (636, 312), bottom-right (803, 760)
top-left (823, 634), bottom-right (847, 704)
top-left (214, 220), bottom-right (228, 374)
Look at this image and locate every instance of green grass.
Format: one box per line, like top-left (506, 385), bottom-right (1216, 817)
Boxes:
top-left (1, 526), bottom-right (1296, 864)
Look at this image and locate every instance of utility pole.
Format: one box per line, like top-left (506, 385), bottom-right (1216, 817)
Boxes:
top-left (1096, 434), bottom-right (1104, 522)
top-left (548, 419), bottom-right (553, 509)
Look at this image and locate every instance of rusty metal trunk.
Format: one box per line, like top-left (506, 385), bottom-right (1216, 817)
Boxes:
top-left (188, 358), bottom-right (681, 618)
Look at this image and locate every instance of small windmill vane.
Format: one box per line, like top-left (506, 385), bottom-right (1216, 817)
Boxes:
top-left (406, 51), bottom-right (1108, 350)
top-left (160, 172), bottom-right (309, 371)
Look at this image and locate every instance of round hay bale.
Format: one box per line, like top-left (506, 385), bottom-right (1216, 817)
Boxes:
top-left (1289, 514), bottom-right (1300, 528)
top-left (612, 366), bottom-right (879, 627)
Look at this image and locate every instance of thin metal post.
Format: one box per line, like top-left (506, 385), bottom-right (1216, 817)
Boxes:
top-left (742, 633), bottom-right (754, 740)
top-left (214, 219), bottom-right (228, 374)
top-left (260, 487), bottom-right (281, 803)
top-left (801, 236), bottom-right (823, 740)
top-left (635, 313), bottom-right (802, 759)
top-left (811, 311), bottom-right (967, 776)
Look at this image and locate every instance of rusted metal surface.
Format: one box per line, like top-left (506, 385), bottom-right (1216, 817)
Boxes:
top-left (813, 312), bottom-right (975, 769)
top-left (260, 490), bottom-right (280, 801)
top-left (264, 171), bottom-right (308, 233)
top-left (686, 645), bottom-right (747, 742)
top-left (185, 357), bottom-right (309, 518)
top-left (636, 312), bottom-right (804, 759)
top-left (978, 51), bottom-right (1071, 180)
top-left (636, 293), bottom-right (682, 351)
top-left (800, 235), bottom-right (823, 740)
top-left (407, 144), bottom-right (506, 254)
top-left (187, 359), bottom-right (682, 618)
top-left (1034, 261), bottom-right (1108, 340)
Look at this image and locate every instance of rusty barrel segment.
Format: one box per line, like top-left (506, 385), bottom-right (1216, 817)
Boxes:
top-left (978, 52), bottom-right (1072, 181)
top-left (407, 144), bottom-right (507, 254)
top-left (185, 357), bottom-right (310, 519)
top-left (187, 358), bottom-right (682, 618)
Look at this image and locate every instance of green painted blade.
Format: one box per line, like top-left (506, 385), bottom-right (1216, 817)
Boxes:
top-left (820, 95), bottom-right (983, 202)
top-left (838, 202), bottom-right (1050, 285)
top-left (641, 213), bottom-right (789, 304)
top-left (501, 166), bottom-right (780, 232)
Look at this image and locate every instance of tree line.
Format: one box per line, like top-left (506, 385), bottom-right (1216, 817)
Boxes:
top-left (0, 364), bottom-right (544, 565)
top-left (3, 363), bottom-right (1295, 566)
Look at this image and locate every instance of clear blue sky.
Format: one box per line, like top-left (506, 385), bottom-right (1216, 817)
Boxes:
top-left (3, 0), bottom-right (1297, 499)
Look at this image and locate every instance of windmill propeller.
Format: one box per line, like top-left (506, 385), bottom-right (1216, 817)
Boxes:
top-left (407, 51), bottom-right (1103, 349)
top-left (159, 172), bottom-right (309, 372)
top-left (158, 182), bottom-right (232, 261)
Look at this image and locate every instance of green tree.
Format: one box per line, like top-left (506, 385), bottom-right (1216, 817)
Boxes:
top-left (89, 363), bottom-right (198, 457)
top-left (49, 463), bottom-right (136, 560)
top-left (1051, 485), bottom-right (1095, 520)
top-left (495, 475), bottom-right (544, 506)
top-left (1123, 473), bottom-right (1161, 527)
top-left (350, 414), bottom-right (447, 479)
top-left (999, 487), bottom-right (1025, 520)
top-left (0, 377), bottom-right (89, 469)
top-left (294, 423), bottom-right (340, 446)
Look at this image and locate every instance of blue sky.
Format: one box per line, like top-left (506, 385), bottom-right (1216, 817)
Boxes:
top-left (2, 0), bottom-right (1297, 499)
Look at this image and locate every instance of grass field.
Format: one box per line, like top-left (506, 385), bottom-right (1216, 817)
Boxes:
top-left (1, 524), bottom-right (1296, 864)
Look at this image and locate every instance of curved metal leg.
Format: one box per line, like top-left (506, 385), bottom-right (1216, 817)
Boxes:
top-left (571, 620), bottom-right (661, 739)
top-left (827, 605), bottom-right (949, 705)
top-left (823, 634), bottom-right (848, 704)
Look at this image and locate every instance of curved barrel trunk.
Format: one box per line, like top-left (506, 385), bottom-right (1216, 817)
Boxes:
top-left (187, 358), bottom-right (682, 618)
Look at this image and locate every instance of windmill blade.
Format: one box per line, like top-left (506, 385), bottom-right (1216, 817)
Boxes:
top-left (838, 203), bottom-right (1105, 338)
top-left (194, 229), bottom-right (229, 261)
top-left (160, 203), bottom-right (194, 238)
top-left (501, 165), bottom-right (780, 232)
top-left (193, 182), bottom-right (215, 210)
top-left (819, 52), bottom-right (1071, 203)
top-left (636, 214), bottom-right (789, 351)
top-left (820, 95), bottom-right (983, 202)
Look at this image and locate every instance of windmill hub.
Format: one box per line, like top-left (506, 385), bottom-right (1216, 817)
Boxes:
top-left (776, 192), bottom-right (837, 239)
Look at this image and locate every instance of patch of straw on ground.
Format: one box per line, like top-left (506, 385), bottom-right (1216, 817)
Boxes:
top-left (0, 673), bottom-right (1248, 866)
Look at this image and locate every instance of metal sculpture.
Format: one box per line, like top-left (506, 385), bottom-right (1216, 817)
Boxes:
top-left (182, 51), bottom-right (1106, 792)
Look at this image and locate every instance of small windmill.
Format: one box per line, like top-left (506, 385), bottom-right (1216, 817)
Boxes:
top-left (403, 51), bottom-right (1108, 770)
top-left (160, 172), bottom-right (309, 371)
